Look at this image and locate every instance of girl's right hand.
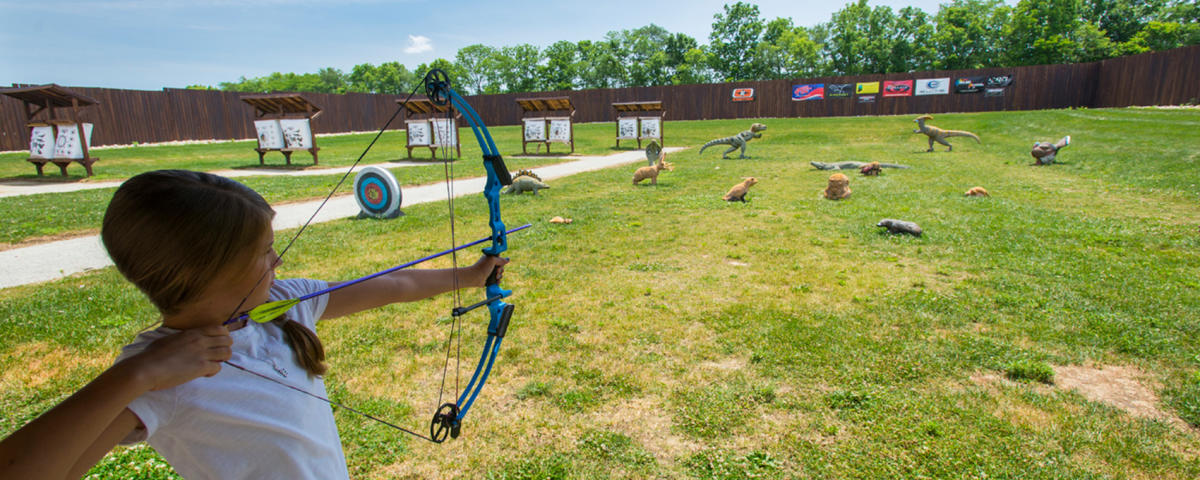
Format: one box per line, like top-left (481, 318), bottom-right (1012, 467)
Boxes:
top-left (128, 325), bottom-right (233, 391)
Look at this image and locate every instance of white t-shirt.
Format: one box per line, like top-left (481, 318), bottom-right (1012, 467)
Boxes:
top-left (117, 278), bottom-right (349, 480)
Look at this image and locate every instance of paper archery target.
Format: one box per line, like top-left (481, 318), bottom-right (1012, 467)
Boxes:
top-left (353, 166), bottom-right (403, 218)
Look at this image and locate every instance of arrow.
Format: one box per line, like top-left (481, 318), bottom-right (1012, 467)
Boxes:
top-left (225, 223), bottom-right (532, 325)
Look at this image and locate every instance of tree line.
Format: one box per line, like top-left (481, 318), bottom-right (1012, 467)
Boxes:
top-left (201, 0), bottom-right (1200, 95)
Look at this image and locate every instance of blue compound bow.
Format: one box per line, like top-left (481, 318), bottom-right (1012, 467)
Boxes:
top-left (422, 69), bottom-right (516, 443)
top-left (222, 69), bottom-right (519, 444)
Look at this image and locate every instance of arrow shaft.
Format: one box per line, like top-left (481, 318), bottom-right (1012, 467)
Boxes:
top-left (228, 223), bottom-right (531, 325)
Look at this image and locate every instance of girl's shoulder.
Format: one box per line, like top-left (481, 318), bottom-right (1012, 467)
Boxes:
top-left (268, 278), bottom-right (329, 302)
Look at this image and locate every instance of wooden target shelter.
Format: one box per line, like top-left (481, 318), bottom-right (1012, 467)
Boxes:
top-left (612, 101), bottom-right (665, 149)
top-left (397, 97), bottom-right (461, 159)
top-left (516, 97), bottom-right (574, 154)
top-left (241, 93), bottom-right (322, 165)
top-left (1, 84), bottom-right (100, 176)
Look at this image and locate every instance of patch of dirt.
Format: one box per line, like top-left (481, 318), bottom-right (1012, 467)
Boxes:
top-left (0, 229), bottom-right (98, 252)
top-left (0, 341), bottom-right (108, 389)
top-left (1054, 364), bottom-right (1190, 431)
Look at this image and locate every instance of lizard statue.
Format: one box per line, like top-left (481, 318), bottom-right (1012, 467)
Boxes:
top-left (699, 123), bottom-right (767, 159)
top-left (913, 115), bottom-right (980, 152)
top-left (810, 161), bottom-right (910, 171)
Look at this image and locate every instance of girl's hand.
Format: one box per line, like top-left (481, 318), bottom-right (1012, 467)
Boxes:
top-left (126, 325), bottom-right (233, 391)
top-left (468, 255), bottom-right (511, 288)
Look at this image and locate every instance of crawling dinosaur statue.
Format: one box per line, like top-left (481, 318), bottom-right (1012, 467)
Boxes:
top-left (1031, 136), bottom-right (1070, 165)
top-left (810, 161), bottom-right (910, 171)
top-left (505, 169), bottom-right (550, 195)
top-left (699, 123), bottom-right (767, 159)
top-left (723, 177), bottom-right (758, 202)
top-left (913, 115), bottom-right (980, 152)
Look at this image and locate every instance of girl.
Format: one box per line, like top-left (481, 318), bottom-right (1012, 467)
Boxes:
top-left (14, 170), bottom-right (507, 479)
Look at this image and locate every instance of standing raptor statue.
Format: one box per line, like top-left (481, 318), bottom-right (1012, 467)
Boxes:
top-left (913, 115), bottom-right (980, 152)
top-left (699, 123), bottom-right (767, 159)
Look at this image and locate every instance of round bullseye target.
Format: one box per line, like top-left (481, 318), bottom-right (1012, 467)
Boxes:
top-left (353, 166), bottom-right (403, 219)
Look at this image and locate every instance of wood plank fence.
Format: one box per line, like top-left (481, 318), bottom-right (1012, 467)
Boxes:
top-left (2, 45), bottom-right (1196, 152)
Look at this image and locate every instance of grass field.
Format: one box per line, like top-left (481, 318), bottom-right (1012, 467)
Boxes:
top-left (1, 108), bottom-right (1198, 479)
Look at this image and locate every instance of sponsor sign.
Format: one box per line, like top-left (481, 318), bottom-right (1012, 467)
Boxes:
top-left (792, 84), bottom-right (824, 101)
top-left (732, 88), bottom-right (755, 102)
top-left (954, 76), bottom-right (986, 93)
top-left (915, 78), bottom-right (950, 96)
top-left (882, 80), bottom-right (913, 97)
top-left (986, 74), bottom-right (1013, 87)
top-left (984, 88), bottom-right (1005, 97)
top-left (856, 82), bottom-right (880, 95)
top-left (857, 95), bottom-right (876, 104)
top-left (826, 83), bottom-right (853, 98)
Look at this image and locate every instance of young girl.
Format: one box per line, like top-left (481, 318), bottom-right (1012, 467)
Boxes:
top-left (10, 170), bottom-right (507, 479)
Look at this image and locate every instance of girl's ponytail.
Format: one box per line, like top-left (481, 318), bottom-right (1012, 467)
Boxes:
top-left (279, 318), bottom-right (328, 377)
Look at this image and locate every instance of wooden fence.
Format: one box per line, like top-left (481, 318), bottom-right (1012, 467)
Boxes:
top-left (2, 45), bottom-right (1196, 152)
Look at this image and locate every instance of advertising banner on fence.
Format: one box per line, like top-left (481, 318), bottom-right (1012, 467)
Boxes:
top-left (792, 84), bottom-right (824, 101)
top-left (955, 76), bottom-right (986, 93)
top-left (985, 88), bottom-right (1005, 97)
top-left (732, 88), bottom-right (755, 102)
top-left (856, 82), bottom-right (880, 95)
top-left (915, 78), bottom-right (950, 95)
top-left (986, 74), bottom-right (1014, 87)
top-left (826, 83), bottom-right (853, 98)
top-left (882, 80), bottom-right (913, 97)
top-left (857, 95), bottom-right (876, 104)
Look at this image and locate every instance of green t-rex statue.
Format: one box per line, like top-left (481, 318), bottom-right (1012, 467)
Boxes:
top-left (699, 123), bottom-right (767, 159)
top-left (913, 115), bottom-right (980, 152)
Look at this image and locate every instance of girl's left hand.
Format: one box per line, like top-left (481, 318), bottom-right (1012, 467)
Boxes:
top-left (469, 255), bottom-right (510, 287)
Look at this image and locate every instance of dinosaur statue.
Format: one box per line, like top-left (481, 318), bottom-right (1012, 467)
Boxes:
top-left (504, 169), bottom-right (550, 195)
top-left (633, 154), bottom-right (674, 185)
top-left (1031, 136), bottom-right (1070, 165)
top-left (699, 123), bottom-right (767, 159)
top-left (965, 186), bottom-right (989, 197)
top-left (810, 161), bottom-right (910, 171)
top-left (723, 177), bottom-right (758, 202)
top-left (913, 115), bottom-right (980, 152)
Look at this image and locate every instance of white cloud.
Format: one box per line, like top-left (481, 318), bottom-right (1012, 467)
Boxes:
top-left (404, 35), bottom-right (433, 54)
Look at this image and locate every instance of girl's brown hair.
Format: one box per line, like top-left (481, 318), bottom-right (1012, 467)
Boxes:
top-left (102, 170), bottom-right (327, 376)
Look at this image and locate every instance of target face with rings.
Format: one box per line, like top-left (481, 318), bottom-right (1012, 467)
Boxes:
top-left (353, 166), bottom-right (403, 218)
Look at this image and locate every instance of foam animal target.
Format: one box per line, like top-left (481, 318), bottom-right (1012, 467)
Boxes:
top-left (354, 166), bottom-right (403, 218)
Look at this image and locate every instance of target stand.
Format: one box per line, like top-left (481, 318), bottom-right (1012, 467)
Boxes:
top-left (354, 166), bottom-right (404, 219)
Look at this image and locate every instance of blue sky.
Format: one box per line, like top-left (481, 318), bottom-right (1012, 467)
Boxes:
top-left (2, 0), bottom-right (990, 91)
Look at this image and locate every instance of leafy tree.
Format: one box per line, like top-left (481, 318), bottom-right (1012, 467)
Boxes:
top-left (540, 41), bottom-right (580, 91)
top-left (577, 39), bottom-right (627, 89)
top-left (823, 0), bottom-right (905, 75)
top-left (491, 44), bottom-right (543, 93)
top-left (672, 48), bottom-right (715, 85)
top-left (931, 0), bottom-right (1013, 70)
top-left (708, 2), bottom-right (767, 81)
top-left (455, 44), bottom-right (501, 95)
top-left (346, 62), bottom-right (417, 95)
top-left (755, 17), bottom-right (826, 79)
top-left (891, 6), bottom-right (937, 72)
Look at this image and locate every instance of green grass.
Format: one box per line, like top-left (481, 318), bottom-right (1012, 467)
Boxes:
top-left (2, 108), bottom-right (1199, 478)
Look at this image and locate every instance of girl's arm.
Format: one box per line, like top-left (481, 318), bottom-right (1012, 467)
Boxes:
top-left (323, 255), bottom-right (509, 320)
top-left (0, 325), bottom-right (232, 480)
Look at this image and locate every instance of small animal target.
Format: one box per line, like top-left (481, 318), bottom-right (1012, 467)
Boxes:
top-left (354, 166), bottom-right (403, 218)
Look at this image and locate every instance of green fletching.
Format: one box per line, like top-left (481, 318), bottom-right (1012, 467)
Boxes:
top-left (246, 298), bottom-right (301, 323)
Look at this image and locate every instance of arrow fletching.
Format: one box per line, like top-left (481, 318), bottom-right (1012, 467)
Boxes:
top-left (245, 298), bottom-right (302, 323)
